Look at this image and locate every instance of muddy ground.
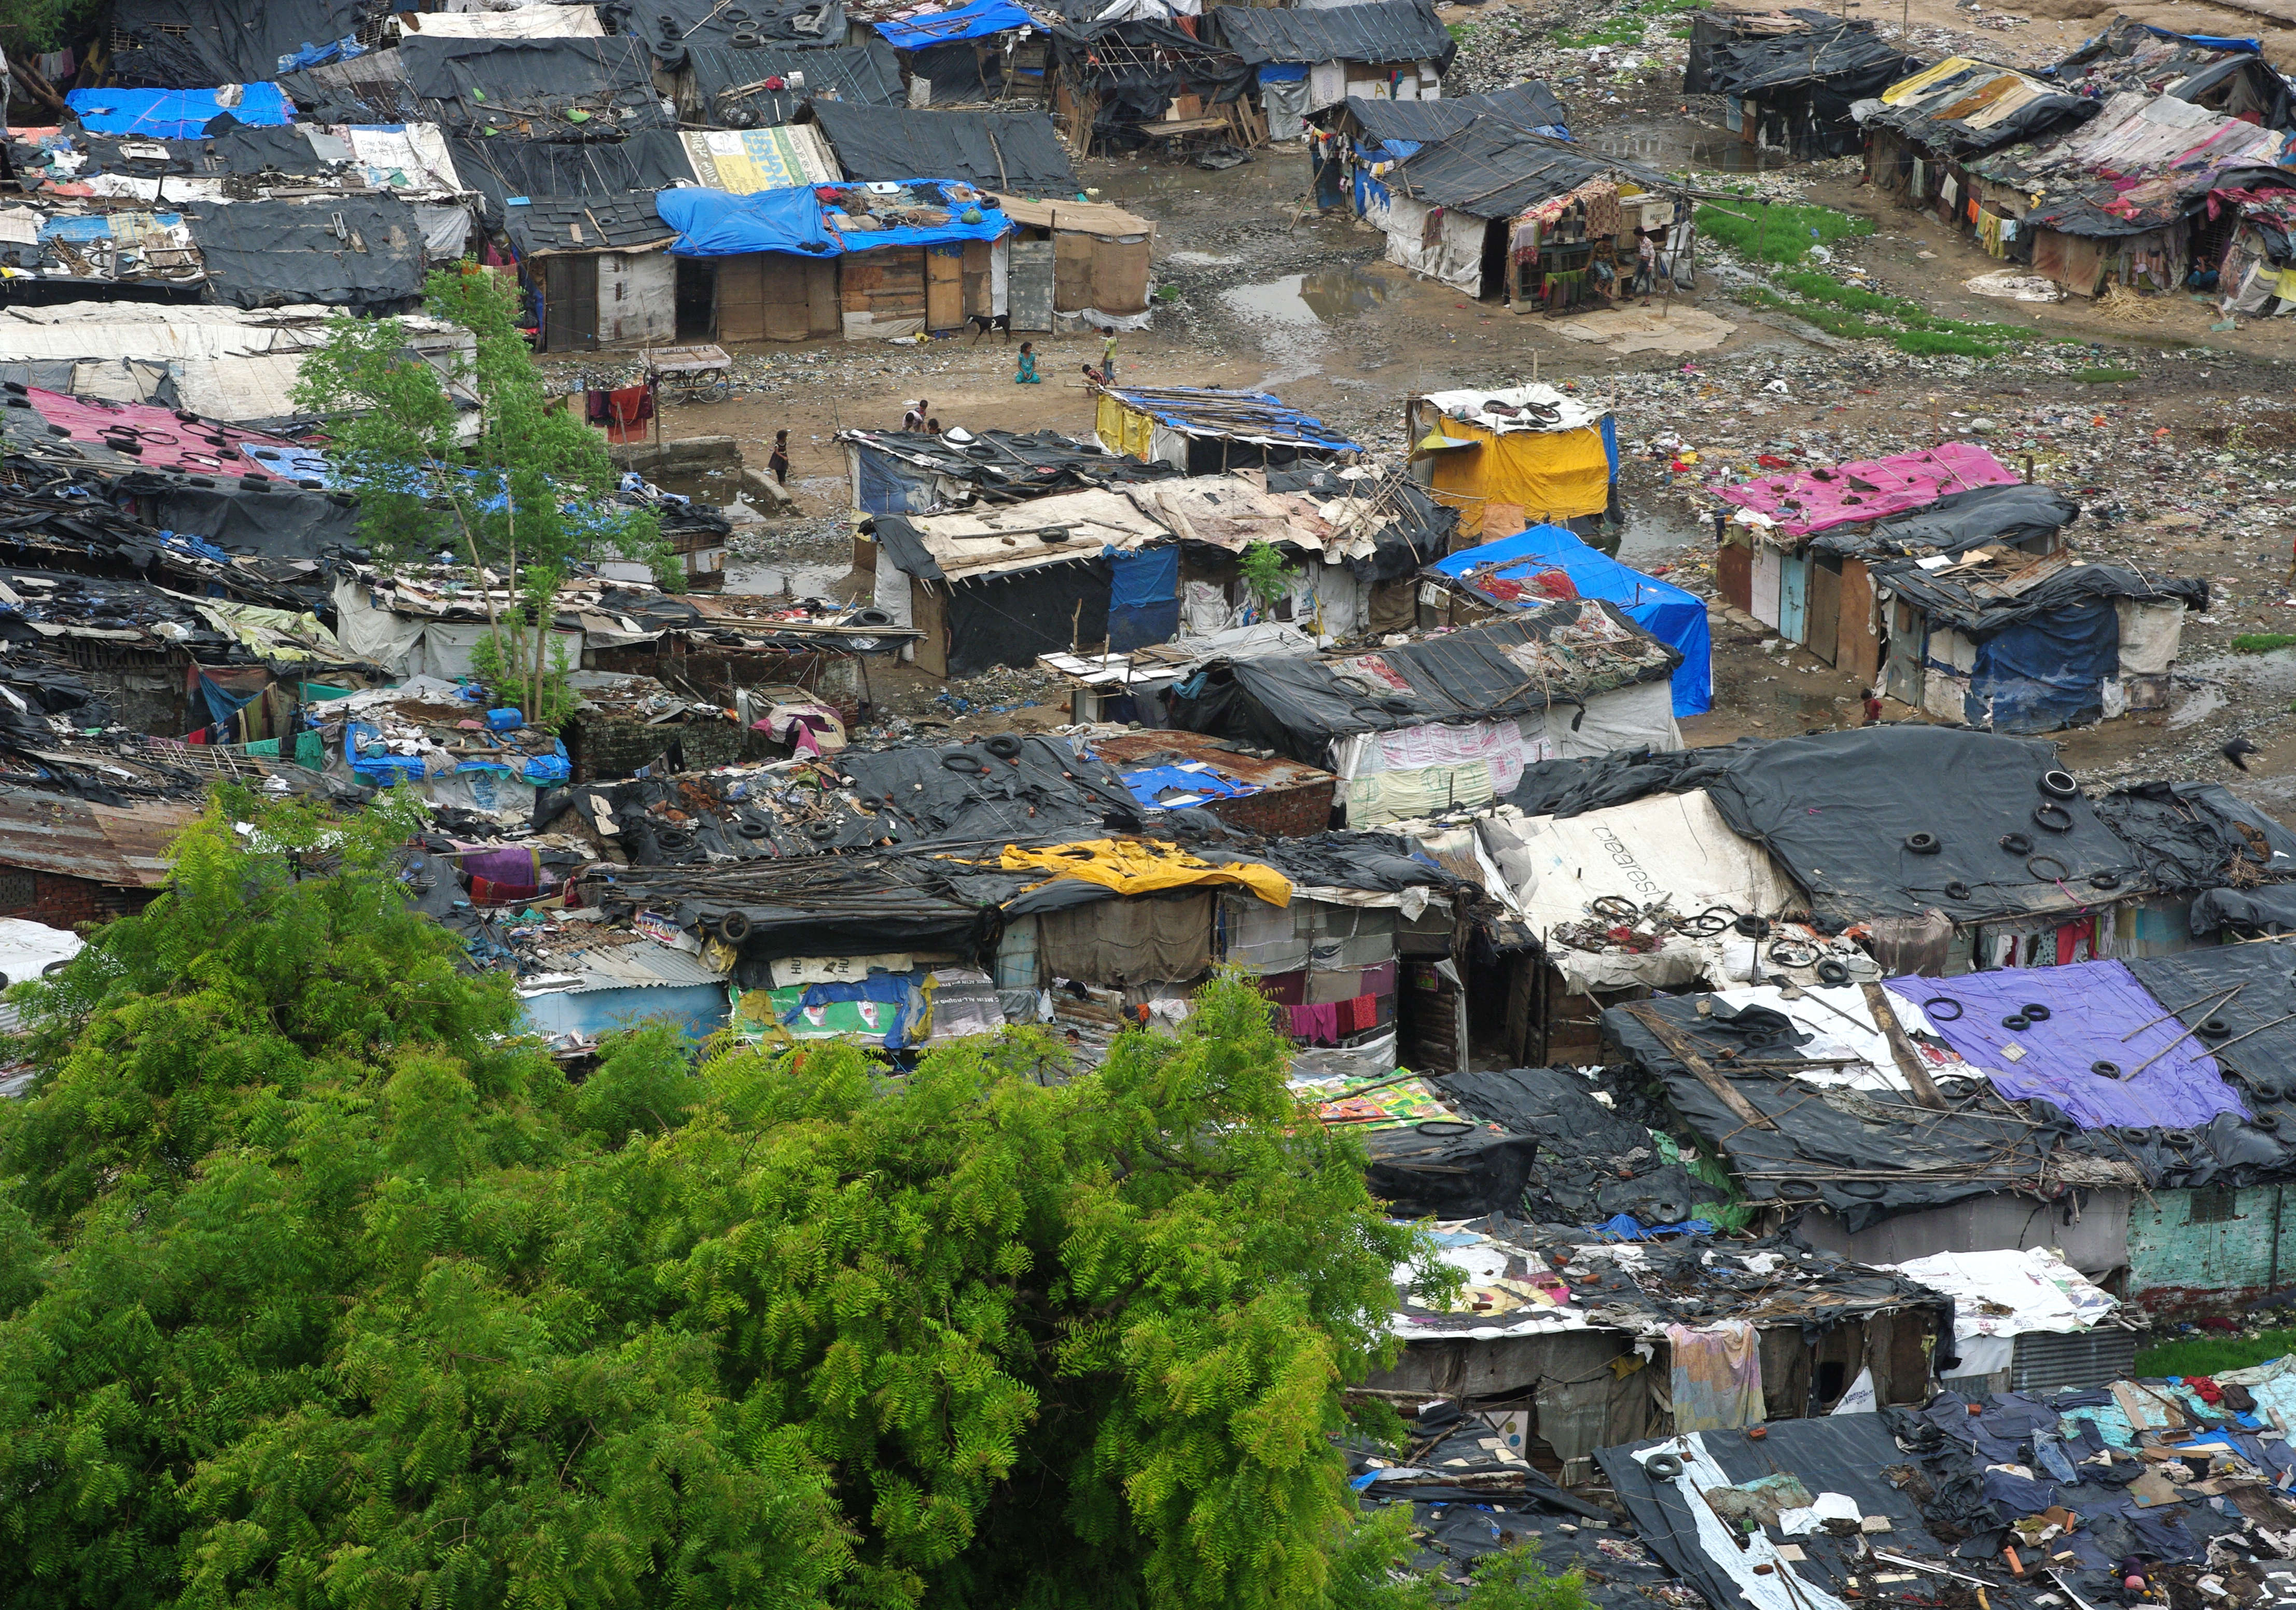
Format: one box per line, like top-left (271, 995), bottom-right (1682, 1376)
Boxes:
top-left (544, 0), bottom-right (2296, 806)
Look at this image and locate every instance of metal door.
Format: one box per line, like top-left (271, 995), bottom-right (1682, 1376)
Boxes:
top-left (1778, 549), bottom-right (1810, 643)
top-left (1008, 240), bottom-right (1053, 330)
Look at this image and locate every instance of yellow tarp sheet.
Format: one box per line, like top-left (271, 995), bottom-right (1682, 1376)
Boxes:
top-left (1001, 838), bottom-right (1291, 907)
top-left (1881, 56), bottom-right (1984, 104)
top-left (1426, 419), bottom-right (1610, 521)
top-left (1095, 393), bottom-right (1156, 461)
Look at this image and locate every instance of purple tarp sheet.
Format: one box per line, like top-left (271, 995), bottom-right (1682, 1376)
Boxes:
top-left (1893, 959), bottom-right (2248, 1130)
top-left (1718, 442), bottom-right (2020, 537)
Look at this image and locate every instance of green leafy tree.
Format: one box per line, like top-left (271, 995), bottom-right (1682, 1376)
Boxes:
top-left (0, 798), bottom-right (1454, 1609)
top-left (293, 264), bottom-right (674, 729)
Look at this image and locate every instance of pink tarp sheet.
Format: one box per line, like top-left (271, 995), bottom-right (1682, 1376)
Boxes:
top-left (26, 389), bottom-right (297, 476)
top-left (1717, 442), bottom-right (2019, 538)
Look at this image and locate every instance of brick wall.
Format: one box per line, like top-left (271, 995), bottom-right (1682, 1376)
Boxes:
top-left (0, 868), bottom-right (155, 932)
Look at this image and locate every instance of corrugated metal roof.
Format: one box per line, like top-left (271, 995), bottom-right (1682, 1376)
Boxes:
top-left (0, 795), bottom-right (198, 887)
top-left (547, 937), bottom-right (728, 993)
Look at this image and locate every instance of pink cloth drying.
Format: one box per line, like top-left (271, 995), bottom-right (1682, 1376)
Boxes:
top-left (1717, 442), bottom-right (2019, 537)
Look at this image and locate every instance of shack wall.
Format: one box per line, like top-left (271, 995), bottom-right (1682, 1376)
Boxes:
top-left (2128, 1183), bottom-right (2296, 1314)
top-left (599, 250), bottom-right (677, 347)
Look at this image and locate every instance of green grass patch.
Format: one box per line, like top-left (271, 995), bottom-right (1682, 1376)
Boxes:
top-left (1731, 286), bottom-right (1792, 311)
top-left (2234, 634), bottom-right (2296, 655)
top-left (1925, 316), bottom-right (2039, 343)
top-left (2071, 366), bottom-right (2141, 382)
top-left (1696, 201), bottom-right (1873, 265)
top-left (2135, 1330), bottom-right (2296, 1379)
top-left (1797, 306), bottom-right (1892, 341)
top-left (1895, 330), bottom-right (2003, 357)
top-left (1774, 270), bottom-right (1923, 321)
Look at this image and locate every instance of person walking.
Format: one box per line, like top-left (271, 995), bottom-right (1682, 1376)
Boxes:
top-left (1014, 341), bottom-right (1041, 384)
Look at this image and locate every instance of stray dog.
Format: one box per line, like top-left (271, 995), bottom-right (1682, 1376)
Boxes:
top-left (966, 312), bottom-right (1012, 342)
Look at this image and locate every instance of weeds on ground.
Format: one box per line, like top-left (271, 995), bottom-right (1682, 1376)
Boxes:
top-left (1696, 200), bottom-right (1872, 265)
top-left (1554, 0), bottom-right (1705, 48)
top-left (2070, 367), bottom-right (2142, 382)
top-left (2233, 635), bottom-right (2296, 655)
top-left (2135, 1330), bottom-right (2296, 1378)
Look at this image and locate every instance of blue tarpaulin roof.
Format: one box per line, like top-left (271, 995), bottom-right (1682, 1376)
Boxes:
top-left (1435, 523), bottom-right (1711, 716)
top-left (655, 182), bottom-right (1011, 257)
top-left (67, 84), bottom-right (293, 138)
top-left (875, 0), bottom-right (1034, 49)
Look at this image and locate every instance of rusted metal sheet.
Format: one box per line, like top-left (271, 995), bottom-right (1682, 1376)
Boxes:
top-left (0, 794), bottom-right (198, 888)
top-left (1089, 729), bottom-right (1336, 838)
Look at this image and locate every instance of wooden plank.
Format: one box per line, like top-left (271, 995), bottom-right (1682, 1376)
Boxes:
top-left (716, 255), bottom-right (767, 343)
top-left (925, 246), bottom-right (963, 330)
top-left (1623, 1003), bottom-right (1776, 1131)
top-left (1861, 983), bottom-right (1947, 1111)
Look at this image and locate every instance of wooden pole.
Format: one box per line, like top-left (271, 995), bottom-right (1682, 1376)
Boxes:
top-left (1861, 982), bottom-right (1947, 1110)
top-left (1624, 1004), bottom-right (1777, 1131)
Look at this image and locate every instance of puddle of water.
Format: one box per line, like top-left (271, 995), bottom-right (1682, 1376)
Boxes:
top-left (1589, 121), bottom-right (1792, 174)
top-left (723, 559), bottom-right (859, 600)
top-left (1220, 265), bottom-right (1399, 327)
top-left (1616, 505), bottom-right (1705, 566)
top-left (648, 465), bottom-right (746, 505)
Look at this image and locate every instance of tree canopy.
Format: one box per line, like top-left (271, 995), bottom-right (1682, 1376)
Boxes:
top-left (0, 793), bottom-right (1485, 1609)
top-left (291, 265), bottom-right (671, 725)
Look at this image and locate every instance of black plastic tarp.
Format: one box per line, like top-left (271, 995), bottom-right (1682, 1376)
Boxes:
top-left (109, 0), bottom-right (385, 88)
top-left (1237, 830), bottom-right (1458, 895)
top-left (1700, 21), bottom-right (1915, 94)
top-left (947, 557), bottom-right (1112, 677)
top-left (1168, 602), bottom-right (1679, 768)
top-left (1387, 120), bottom-right (1669, 218)
top-left (1048, 17), bottom-right (1254, 146)
top-left (627, 0), bottom-right (845, 68)
top-left (1210, 0), bottom-right (1455, 68)
top-left (685, 39), bottom-right (903, 126)
top-left (1703, 727), bottom-right (2146, 930)
top-left (847, 428), bottom-right (1178, 517)
top-left (805, 101), bottom-right (1076, 189)
top-left (504, 193), bottom-right (678, 255)
top-left (401, 36), bottom-right (674, 138)
top-left (279, 48), bottom-right (419, 126)
top-left (1601, 1415), bottom-right (1974, 1610)
top-left (2191, 884), bottom-right (2296, 936)
top-left (144, 484), bottom-right (361, 560)
top-left (2129, 939), bottom-right (2296, 1104)
top-left (450, 131), bottom-right (700, 224)
top-left (1860, 60), bottom-right (2100, 158)
top-left (1362, 1123), bottom-right (1539, 1217)
top-left (2096, 779), bottom-right (2296, 894)
top-left (1871, 560), bottom-right (2205, 637)
top-left (1440, 1065), bottom-right (1734, 1225)
top-left (187, 197), bottom-right (427, 311)
top-left (1329, 81), bottom-right (1571, 144)
top-left (1810, 482), bottom-right (2082, 560)
top-left (1604, 991), bottom-right (2067, 1229)
top-left (1505, 739), bottom-right (1769, 819)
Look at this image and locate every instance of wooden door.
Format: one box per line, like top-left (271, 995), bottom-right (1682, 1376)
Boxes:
top-left (1778, 549), bottom-right (1809, 643)
top-left (541, 254), bottom-right (597, 353)
top-left (961, 240), bottom-right (992, 317)
top-left (716, 255), bottom-right (767, 343)
top-left (1750, 543), bottom-right (1781, 629)
top-left (1008, 240), bottom-right (1053, 329)
top-left (925, 245), bottom-right (964, 330)
top-left (760, 255), bottom-right (814, 341)
top-left (805, 257), bottom-right (839, 336)
top-left (1806, 557), bottom-right (1841, 667)
top-left (1885, 597), bottom-right (1925, 707)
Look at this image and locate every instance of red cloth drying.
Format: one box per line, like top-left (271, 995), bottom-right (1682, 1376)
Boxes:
top-left (604, 383), bottom-right (655, 443)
